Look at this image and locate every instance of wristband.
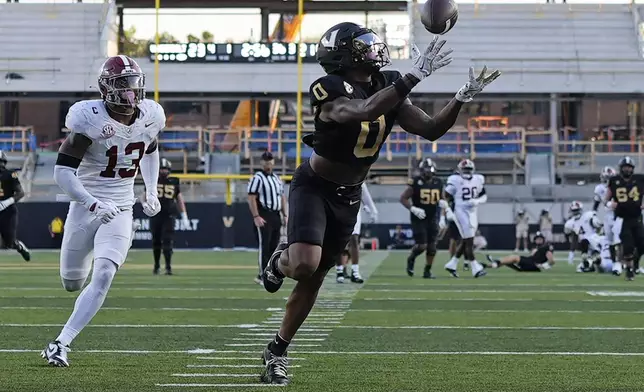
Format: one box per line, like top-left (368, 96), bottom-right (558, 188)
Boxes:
top-left (393, 74), bottom-right (420, 98)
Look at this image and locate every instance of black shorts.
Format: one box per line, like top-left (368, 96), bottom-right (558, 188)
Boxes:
top-left (448, 221), bottom-right (461, 241)
top-left (517, 256), bottom-right (541, 272)
top-left (618, 216), bottom-right (644, 256)
top-left (287, 161), bottom-right (361, 271)
top-left (0, 208), bottom-right (17, 247)
top-left (412, 219), bottom-right (439, 245)
top-left (150, 213), bottom-right (175, 246)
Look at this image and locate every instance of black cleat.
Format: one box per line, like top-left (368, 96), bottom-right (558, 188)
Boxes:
top-left (260, 346), bottom-right (289, 385)
top-left (153, 269), bottom-right (159, 275)
top-left (474, 269), bottom-right (487, 278)
top-left (16, 241), bottom-right (30, 262)
top-left (463, 262), bottom-right (470, 271)
top-left (350, 272), bottom-right (364, 284)
top-left (262, 242), bottom-right (287, 293)
top-left (165, 269), bottom-right (173, 275)
top-left (423, 269), bottom-right (436, 279)
top-left (626, 267), bottom-right (635, 281)
top-left (445, 268), bottom-right (459, 278)
top-left (406, 256), bottom-right (415, 277)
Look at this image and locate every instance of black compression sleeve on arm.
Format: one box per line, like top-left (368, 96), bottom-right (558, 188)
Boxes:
top-left (56, 153), bottom-right (82, 169)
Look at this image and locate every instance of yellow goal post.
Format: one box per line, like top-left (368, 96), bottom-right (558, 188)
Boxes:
top-left (173, 173), bottom-right (293, 206)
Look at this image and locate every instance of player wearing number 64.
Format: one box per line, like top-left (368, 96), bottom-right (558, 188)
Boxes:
top-left (257, 21), bottom-right (501, 385)
top-left (42, 55), bottom-right (165, 368)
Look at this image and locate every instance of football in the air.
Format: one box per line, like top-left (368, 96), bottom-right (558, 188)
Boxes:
top-left (420, 0), bottom-right (458, 35)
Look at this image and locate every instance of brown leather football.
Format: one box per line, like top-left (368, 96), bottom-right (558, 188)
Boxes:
top-left (420, 0), bottom-right (458, 35)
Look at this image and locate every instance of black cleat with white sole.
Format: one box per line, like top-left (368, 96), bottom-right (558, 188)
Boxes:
top-left (406, 256), bottom-right (415, 277)
top-left (260, 346), bottom-right (289, 385)
top-left (41, 340), bottom-right (70, 367)
top-left (262, 242), bottom-right (287, 293)
top-left (445, 268), bottom-right (459, 278)
top-left (16, 240), bottom-right (30, 261)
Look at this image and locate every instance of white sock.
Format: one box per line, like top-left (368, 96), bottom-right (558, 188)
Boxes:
top-left (351, 264), bottom-right (360, 275)
top-left (470, 260), bottom-right (483, 275)
top-left (336, 265), bottom-right (344, 274)
top-left (56, 258), bottom-right (117, 346)
top-left (613, 261), bottom-right (623, 273)
top-left (445, 257), bottom-right (459, 270)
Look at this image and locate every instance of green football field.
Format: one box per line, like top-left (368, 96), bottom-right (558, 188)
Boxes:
top-left (1, 249), bottom-right (644, 392)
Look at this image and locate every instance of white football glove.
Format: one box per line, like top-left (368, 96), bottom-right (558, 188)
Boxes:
top-left (142, 192), bottom-right (161, 217)
top-left (445, 208), bottom-right (455, 222)
top-left (408, 36), bottom-right (453, 81)
top-left (88, 199), bottom-right (120, 224)
top-left (456, 66), bottom-right (501, 103)
top-left (180, 212), bottom-right (191, 229)
top-left (438, 215), bottom-right (447, 231)
top-left (606, 200), bottom-right (617, 210)
top-left (410, 206), bottom-right (426, 220)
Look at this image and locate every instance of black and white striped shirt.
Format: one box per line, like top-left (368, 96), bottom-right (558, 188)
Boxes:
top-left (247, 171), bottom-right (284, 211)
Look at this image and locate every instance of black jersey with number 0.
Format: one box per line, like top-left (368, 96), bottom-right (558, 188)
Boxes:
top-left (408, 175), bottom-right (443, 222)
top-left (306, 71), bottom-right (404, 166)
top-left (531, 243), bottom-right (554, 264)
top-left (608, 175), bottom-right (644, 218)
top-left (157, 176), bottom-right (181, 216)
top-left (0, 168), bottom-right (20, 213)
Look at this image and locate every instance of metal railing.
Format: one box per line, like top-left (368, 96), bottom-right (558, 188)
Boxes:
top-left (0, 127), bottom-right (34, 153)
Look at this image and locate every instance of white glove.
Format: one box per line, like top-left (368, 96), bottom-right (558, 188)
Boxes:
top-left (456, 66), bottom-right (501, 103)
top-left (408, 36), bottom-right (453, 81)
top-left (606, 201), bottom-right (617, 210)
top-left (568, 251), bottom-right (575, 265)
top-left (540, 263), bottom-right (552, 271)
top-left (142, 192), bottom-right (161, 217)
top-left (88, 199), bottom-right (120, 224)
top-left (180, 212), bottom-right (191, 229)
top-left (0, 197), bottom-right (14, 212)
top-left (438, 215), bottom-right (447, 230)
top-left (410, 206), bottom-right (426, 220)
top-left (465, 198), bottom-right (480, 208)
top-left (445, 208), bottom-right (455, 222)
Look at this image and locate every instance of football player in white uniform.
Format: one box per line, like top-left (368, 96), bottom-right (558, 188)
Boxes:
top-left (443, 159), bottom-right (487, 278)
top-left (41, 55), bottom-right (165, 367)
top-left (564, 201), bottom-right (603, 273)
top-left (593, 166), bottom-right (620, 274)
top-left (335, 183), bottom-right (378, 283)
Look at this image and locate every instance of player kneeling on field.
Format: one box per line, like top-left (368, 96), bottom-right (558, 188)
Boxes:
top-left (485, 232), bottom-right (554, 272)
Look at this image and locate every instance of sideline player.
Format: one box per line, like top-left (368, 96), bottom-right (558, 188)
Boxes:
top-left (41, 55), bottom-right (165, 367)
top-left (443, 159), bottom-right (488, 278)
top-left (336, 182), bottom-right (377, 283)
top-left (593, 166), bottom-right (620, 274)
top-left (605, 156), bottom-right (644, 281)
top-left (0, 151), bottom-right (30, 260)
top-left (485, 231), bottom-right (553, 272)
top-left (257, 22), bottom-right (499, 385)
top-left (152, 158), bottom-right (190, 275)
top-left (400, 157), bottom-right (445, 278)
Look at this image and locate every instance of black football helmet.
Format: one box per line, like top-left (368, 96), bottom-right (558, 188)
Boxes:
top-left (418, 157), bottom-right (436, 179)
top-left (316, 22), bottom-right (391, 75)
top-left (533, 231), bottom-right (545, 246)
top-left (618, 156), bottom-right (635, 179)
top-left (0, 151), bottom-right (6, 167)
top-left (160, 158), bottom-right (171, 176)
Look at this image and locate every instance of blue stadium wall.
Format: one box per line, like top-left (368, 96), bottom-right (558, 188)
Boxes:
top-left (17, 203), bottom-right (570, 251)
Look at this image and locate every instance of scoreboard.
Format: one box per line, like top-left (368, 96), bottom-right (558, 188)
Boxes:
top-left (148, 42), bottom-right (319, 63)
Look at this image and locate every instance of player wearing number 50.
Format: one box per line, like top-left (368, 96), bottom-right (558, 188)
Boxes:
top-left (42, 55), bottom-right (165, 367)
top-left (258, 22), bottom-right (500, 385)
top-left (400, 158), bottom-right (445, 279)
top-left (150, 158), bottom-right (191, 275)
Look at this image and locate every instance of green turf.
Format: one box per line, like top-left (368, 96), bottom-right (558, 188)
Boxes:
top-left (2, 249), bottom-right (644, 392)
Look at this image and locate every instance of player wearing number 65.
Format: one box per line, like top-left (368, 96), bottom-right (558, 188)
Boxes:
top-left (258, 22), bottom-right (500, 385)
top-left (42, 55), bottom-right (165, 368)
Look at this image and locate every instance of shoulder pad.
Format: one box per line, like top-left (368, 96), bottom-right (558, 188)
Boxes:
top-left (407, 178), bottom-right (415, 186)
top-left (309, 75), bottom-right (352, 107)
top-left (447, 174), bottom-right (459, 184)
top-left (65, 100), bottom-right (102, 139)
top-left (11, 171), bottom-right (18, 179)
top-left (475, 174), bottom-right (485, 184)
top-left (139, 99), bottom-right (166, 135)
top-left (593, 184), bottom-right (602, 193)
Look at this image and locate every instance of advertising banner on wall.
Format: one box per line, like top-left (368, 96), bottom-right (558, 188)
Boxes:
top-left (14, 202), bottom-right (570, 251)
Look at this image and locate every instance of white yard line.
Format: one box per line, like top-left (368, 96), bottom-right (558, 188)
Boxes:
top-left (186, 364), bottom-right (301, 369)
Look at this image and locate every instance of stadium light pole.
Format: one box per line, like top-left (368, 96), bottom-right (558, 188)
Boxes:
top-left (295, 0), bottom-right (304, 167)
top-left (154, 0), bottom-right (160, 102)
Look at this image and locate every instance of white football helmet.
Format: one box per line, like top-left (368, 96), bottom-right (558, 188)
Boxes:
top-left (600, 166), bottom-right (616, 183)
top-left (457, 159), bottom-right (475, 179)
top-left (569, 201), bottom-right (583, 217)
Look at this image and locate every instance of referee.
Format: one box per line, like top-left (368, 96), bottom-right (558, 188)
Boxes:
top-left (247, 151), bottom-right (287, 285)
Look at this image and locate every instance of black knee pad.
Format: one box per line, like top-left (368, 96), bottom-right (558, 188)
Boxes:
top-left (426, 243), bottom-right (437, 257)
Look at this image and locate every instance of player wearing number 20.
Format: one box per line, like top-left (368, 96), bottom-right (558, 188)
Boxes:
top-left (443, 159), bottom-right (488, 278)
top-left (258, 22), bottom-right (500, 385)
top-left (42, 55), bottom-right (165, 367)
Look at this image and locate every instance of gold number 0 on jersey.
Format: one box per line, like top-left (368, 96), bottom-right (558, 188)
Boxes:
top-left (355, 116), bottom-right (386, 158)
top-left (311, 83), bottom-right (328, 101)
top-left (616, 186), bottom-right (640, 202)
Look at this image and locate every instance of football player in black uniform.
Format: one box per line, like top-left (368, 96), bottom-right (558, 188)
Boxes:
top-left (400, 158), bottom-right (445, 278)
top-left (151, 158), bottom-right (190, 275)
top-left (605, 156), bottom-right (644, 281)
top-left (0, 151), bottom-right (30, 261)
top-left (485, 232), bottom-right (554, 272)
top-left (257, 22), bottom-right (500, 385)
